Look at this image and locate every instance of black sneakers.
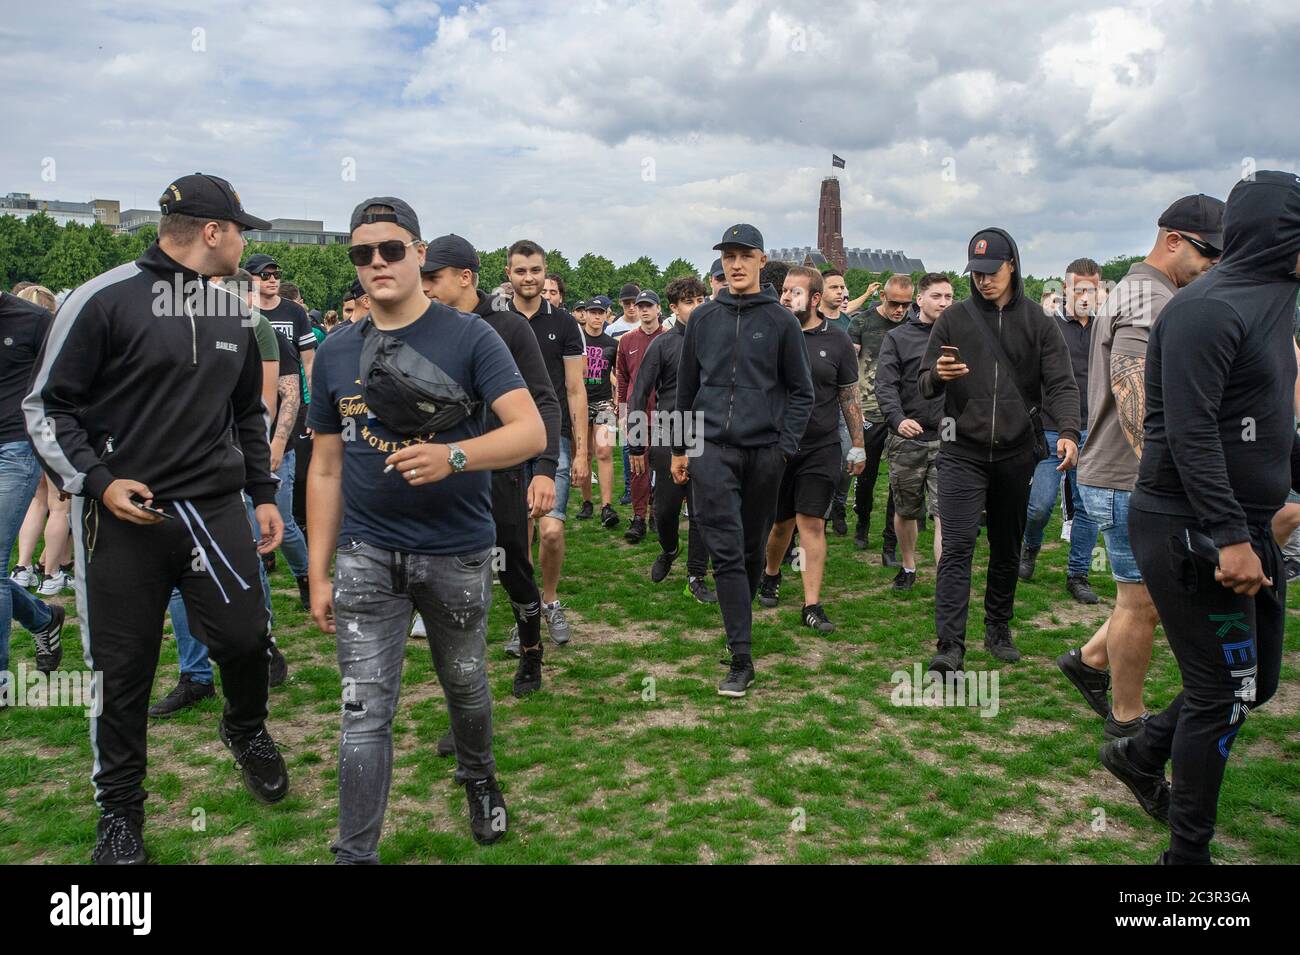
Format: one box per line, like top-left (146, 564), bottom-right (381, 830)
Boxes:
top-left (296, 576), bottom-right (311, 612)
top-left (513, 646), bottom-right (543, 697)
top-left (149, 674), bottom-right (216, 718)
top-left (31, 602), bottom-right (66, 674)
top-left (219, 720), bottom-right (289, 804)
top-left (92, 808), bottom-right (147, 865)
top-left (758, 572), bottom-right (781, 608)
top-left (928, 643), bottom-right (965, 675)
top-left (718, 654), bottom-right (755, 697)
top-left (436, 730), bottom-right (455, 757)
top-left (830, 503), bottom-right (848, 537)
top-left (465, 776), bottom-right (508, 845)
top-left (576, 500), bottom-right (594, 520)
top-left (984, 622), bottom-right (1021, 662)
top-left (268, 644), bottom-right (288, 687)
top-left (1056, 648), bottom-right (1111, 717)
top-left (1099, 737), bottom-right (1170, 825)
top-left (853, 523), bottom-right (869, 550)
top-left (1104, 710), bottom-right (1150, 741)
top-left (651, 548), bottom-right (678, 583)
top-left (600, 504), bottom-right (619, 529)
top-left (802, 603), bottom-right (836, 633)
top-left (1018, 546), bottom-right (1039, 581)
top-left (881, 542), bottom-right (901, 568)
top-left (891, 568), bottom-right (916, 591)
top-left (685, 576), bottom-right (718, 604)
top-left (624, 516), bottom-right (647, 543)
top-left (1066, 574), bottom-right (1100, 605)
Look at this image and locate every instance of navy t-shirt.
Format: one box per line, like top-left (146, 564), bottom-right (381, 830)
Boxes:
top-left (307, 302), bottom-right (526, 555)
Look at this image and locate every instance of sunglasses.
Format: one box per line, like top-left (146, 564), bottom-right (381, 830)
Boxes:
top-left (347, 239), bottom-right (419, 267)
top-left (885, 299), bottom-right (912, 308)
top-left (255, 269), bottom-right (282, 280)
top-left (1172, 232), bottom-right (1221, 260)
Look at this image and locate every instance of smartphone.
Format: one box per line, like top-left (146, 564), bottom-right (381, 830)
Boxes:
top-left (131, 497), bottom-right (174, 520)
top-left (939, 345), bottom-right (961, 362)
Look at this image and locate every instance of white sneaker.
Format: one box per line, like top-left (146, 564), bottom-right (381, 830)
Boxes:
top-left (37, 571), bottom-right (68, 596)
top-left (410, 614), bottom-right (427, 638)
top-left (9, 565), bottom-right (38, 589)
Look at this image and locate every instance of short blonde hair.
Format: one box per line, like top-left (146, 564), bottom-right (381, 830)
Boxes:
top-left (18, 285), bottom-right (57, 313)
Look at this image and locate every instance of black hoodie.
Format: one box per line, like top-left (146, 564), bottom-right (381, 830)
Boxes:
top-left (876, 316), bottom-right (945, 439)
top-left (1133, 170), bottom-right (1300, 546)
top-left (23, 242), bottom-right (276, 507)
top-left (918, 228), bottom-right (1080, 461)
top-left (472, 289), bottom-right (561, 479)
top-left (673, 285), bottom-right (814, 456)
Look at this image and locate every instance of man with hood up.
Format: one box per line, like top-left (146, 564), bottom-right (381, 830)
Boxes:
top-left (671, 224), bottom-right (814, 697)
top-left (918, 228), bottom-right (1081, 674)
top-left (1099, 170), bottom-right (1300, 865)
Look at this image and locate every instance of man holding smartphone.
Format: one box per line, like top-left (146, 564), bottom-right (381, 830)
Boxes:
top-left (24, 173), bottom-right (288, 864)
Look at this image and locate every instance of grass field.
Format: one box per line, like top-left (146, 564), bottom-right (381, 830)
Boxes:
top-left (2, 467), bottom-right (1297, 864)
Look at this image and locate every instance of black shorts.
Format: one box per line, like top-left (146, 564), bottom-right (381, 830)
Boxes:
top-left (775, 443), bottom-right (842, 521)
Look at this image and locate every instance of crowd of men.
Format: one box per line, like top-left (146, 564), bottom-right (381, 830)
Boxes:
top-left (1, 168), bottom-right (1298, 868)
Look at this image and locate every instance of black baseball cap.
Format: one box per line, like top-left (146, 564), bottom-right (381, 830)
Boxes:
top-left (634, 290), bottom-right (660, 307)
top-left (964, 230), bottom-right (1014, 274)
top-left (344, 279), bottom-right (365, 301)
top-left (713, 223), bottom-right (764, 251)
top-left (1159, 193), bottom-right (1226, 251)
top-left (158, 173), bottom-right (271, 231)
top-left (710, 258), bottom-right (725, 280)
top-left (618, 283), bottom-right (640, 302)
top-left (421, 233), bottom-right (480, 273)
top-left (573, 300), bottom-right (587, 311)
top-left (243, 253), bottom-right (280, 276)
top-left (588, 295), bottom-right (613, 311)
top-left (349, 197), bottom-right (421, 239)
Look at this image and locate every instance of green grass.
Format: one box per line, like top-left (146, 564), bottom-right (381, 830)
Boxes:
top-left (2, 467), bottom-right (1297, 864)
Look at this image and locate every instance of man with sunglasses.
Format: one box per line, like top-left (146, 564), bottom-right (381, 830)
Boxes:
top-left (846, 275), bottom-right (908, 563)
top-left (1061, 194), bottom-right (1225, 742)
top-left (308, 199), bottom-right (544, 857)
top-left (244, 253), bottom-right (317, 383)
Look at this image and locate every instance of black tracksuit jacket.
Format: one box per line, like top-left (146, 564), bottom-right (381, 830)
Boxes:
top-left (876, 316), bottom-right (945, 440)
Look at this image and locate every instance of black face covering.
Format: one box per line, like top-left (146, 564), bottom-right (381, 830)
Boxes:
top-left (358, 317), bottom-right (481, 437)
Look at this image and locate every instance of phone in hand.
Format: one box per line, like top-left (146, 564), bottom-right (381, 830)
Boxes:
top-left (131, 496), bottom-right (173, 520)
top-left (939, 345), bottom-right (961, 362)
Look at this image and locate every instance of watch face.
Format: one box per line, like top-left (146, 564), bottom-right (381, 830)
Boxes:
top-left (450, 446), bottom-right (468, 470)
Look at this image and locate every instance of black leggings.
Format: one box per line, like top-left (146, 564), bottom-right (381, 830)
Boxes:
top-left (853, 420), bottom-right (896, 546)
top-left (649, 446), bottom-right (708, 577)
top-left (491, 469), bottom-right (542, 649)
top-left (1127, 508), bottom-right (1285, 864)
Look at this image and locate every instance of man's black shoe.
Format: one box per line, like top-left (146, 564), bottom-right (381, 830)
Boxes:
top-left (927, 643), bottom-right (964, 675)
top-left (513, 646), bottom-right (543, 697)
top-left (296, 576), bottom-right (311, 612)
top-left (802, 603), bottom-right (836, 633)
top-left (830, 504), bottom-right (848, 537)
top-left (651, 548), bottom-right (677, 583)
top-left (1067, 574), bottom-right (1100, 605)
top-left (219, 720), bottom-right (289, 804)
top-left (600, 504), bottom-right (620, 529)
top-left (758, 572), bottom-right (780, 608)
top-left (686, 576), bottom-right (718, 604)
top-left (576, 500), bottom-right (594, 520)
top-left (268, 644), bottom-right (288, 687)
top-left (984, 622), bottom-right (1021, 663)
top-left (853, 523), bottom-right (869, 550)
top-left (624, 516), bottom-right (647, 544)
top-left (1018, 546), bottom-right (1038, 581)
top-left (881, 543), bottom-right (901, 568)
top-left (718, 654), bottom-right (755, 697)
top-left (149, 674), bottom-right (216, 718)
top-left (436, 730), bottom-right (455, 757)
top-left (92, 808), bottom-right (147, 865)
top-left (31, 602), bottom-right (65, 674)
top-left (1099, 737), bottom-right (1170, 825)
top-left (466, 776), bottom-right (508, 845)
top-left (1104, 710), bottom-right (1150, 741)
top-left (1056, 648), bottom-right (1111, 717)
top-left (891, 568), bottom-right (916, 591)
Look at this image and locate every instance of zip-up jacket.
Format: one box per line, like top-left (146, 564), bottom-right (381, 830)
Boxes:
top-left (473, 289), bottom-right (561, 478)
top-left (23, 242), bottom-right (276, 507)
top-left (876, 317), bottom-right (945, 440)
top-left (627, 321), bottom-right (685, 455)
top-left (918, 228), bottom-right (1080, 461)
top-left (673, 285), bottom-right (813, 456)
top-left (1133, 170), bottom-right (1300, 546)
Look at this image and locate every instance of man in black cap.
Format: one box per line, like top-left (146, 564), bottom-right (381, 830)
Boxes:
top-left (708, 259), bottom-right (727, 299)
top-left (244, 252), bottom-right (317, 382)
top-left (307, 199), bottom-right (544, 856)
top-left (24, 172), bottom-right (288, 863)
top-left (918, 227), bottom-right (1081, 674)
top-left (419, 233), bottom-right (560, 697)
top-left (608, 283), bottom-right (641, 339)
top-left (340, 280), bottom-right (369, 327)
top-left (575, 295), bottom-right (620, 526)
top-left (672, 224), bottom-right (814, 696)
top-left (1100, 171), bottom-right (1300, 864)
top-left (616, 288), bottom-right (666, 543)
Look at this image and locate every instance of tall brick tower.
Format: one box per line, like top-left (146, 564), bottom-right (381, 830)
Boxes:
top-left (817, 176), bottom-right (846, 271)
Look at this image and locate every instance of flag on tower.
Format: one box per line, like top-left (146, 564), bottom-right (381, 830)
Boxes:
top-left (832, 154), bottom-right (846, 169)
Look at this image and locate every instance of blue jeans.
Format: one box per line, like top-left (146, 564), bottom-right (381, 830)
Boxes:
top-left (0, 442), bottom-right (43, 678)
top-left (1023, 429), bottom-right (1098, 577)
top-left (275, 449), bottom-right (308, 579)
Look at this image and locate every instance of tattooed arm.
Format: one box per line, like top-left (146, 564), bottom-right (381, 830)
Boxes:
top-left (270, 372), bottom-right (301, 472)
top-left (1110, 353), bottom-right (1146, 458)
top-left (838, 386), bottom-right (865, 446)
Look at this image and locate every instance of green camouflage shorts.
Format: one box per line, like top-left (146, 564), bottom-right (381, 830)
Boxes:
top-left (886, 433), bottom-right (939, 519)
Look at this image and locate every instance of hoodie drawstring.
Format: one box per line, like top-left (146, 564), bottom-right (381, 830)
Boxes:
top-left (173, 499), bottom-right (250, 604)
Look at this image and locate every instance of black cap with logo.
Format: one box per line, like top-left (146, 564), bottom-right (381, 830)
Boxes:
top-left (964, 230), bottom-right (1014, 274)
top-left (634, 289), bottom-right (661, 307)
top-left (158, 173), bottom-right (271, 231)
top-left (349, 197), bottom-right (421, 239)
top-left (243, 253), bottom-right (279, 276)
top-left (421, 233), bottom-right (481, 273)
top-left (1159, 193), bottom-right (1226, 252)
top-left (345, 279), bottom-right (366, 301)
top-left (588, 295), bottom-right (613, 311)
top-left (713, 223), bottom-right (765, 252)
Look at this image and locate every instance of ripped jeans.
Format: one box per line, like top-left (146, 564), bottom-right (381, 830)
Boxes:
top-left (331, 539), bottom-right (496, 865)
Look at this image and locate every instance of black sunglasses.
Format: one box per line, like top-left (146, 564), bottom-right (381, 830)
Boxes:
top-left (347, 239), bottom-right (418, 267)
top-left (885, 298), bottom-right (912, 308)
top-left (255, 269), bottom-right (282, 280)
top-left (1172, 232), bottom-right (1221, 260)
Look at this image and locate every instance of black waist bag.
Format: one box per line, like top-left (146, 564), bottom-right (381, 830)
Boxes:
top-left (359, 317), bottom-right (481, 436)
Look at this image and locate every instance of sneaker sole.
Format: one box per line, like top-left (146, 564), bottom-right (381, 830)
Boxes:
top-left (717, 685), bottom-right (751, 698)
top-left (984, 643), bottom-right (1021, 663)
top-left (504, 644), bottom-right (522, 659)
top-left (1056, 652), bottom-right (1110, 718)
top-left (758, 597), bottom-right (779, 608)
top-left (1099, 743), bottom-right (1169, 825)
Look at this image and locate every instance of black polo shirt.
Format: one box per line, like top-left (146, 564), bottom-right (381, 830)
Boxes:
top-left (799, 319), bottom-right (858, 451)
top-left (512, 298), bottom-right (584, 439)
top-left (1042, 310), bottom-right (1094, 433)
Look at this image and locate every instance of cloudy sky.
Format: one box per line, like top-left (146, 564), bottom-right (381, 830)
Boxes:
top-left (4, 0), bottom-right (1298, 276)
